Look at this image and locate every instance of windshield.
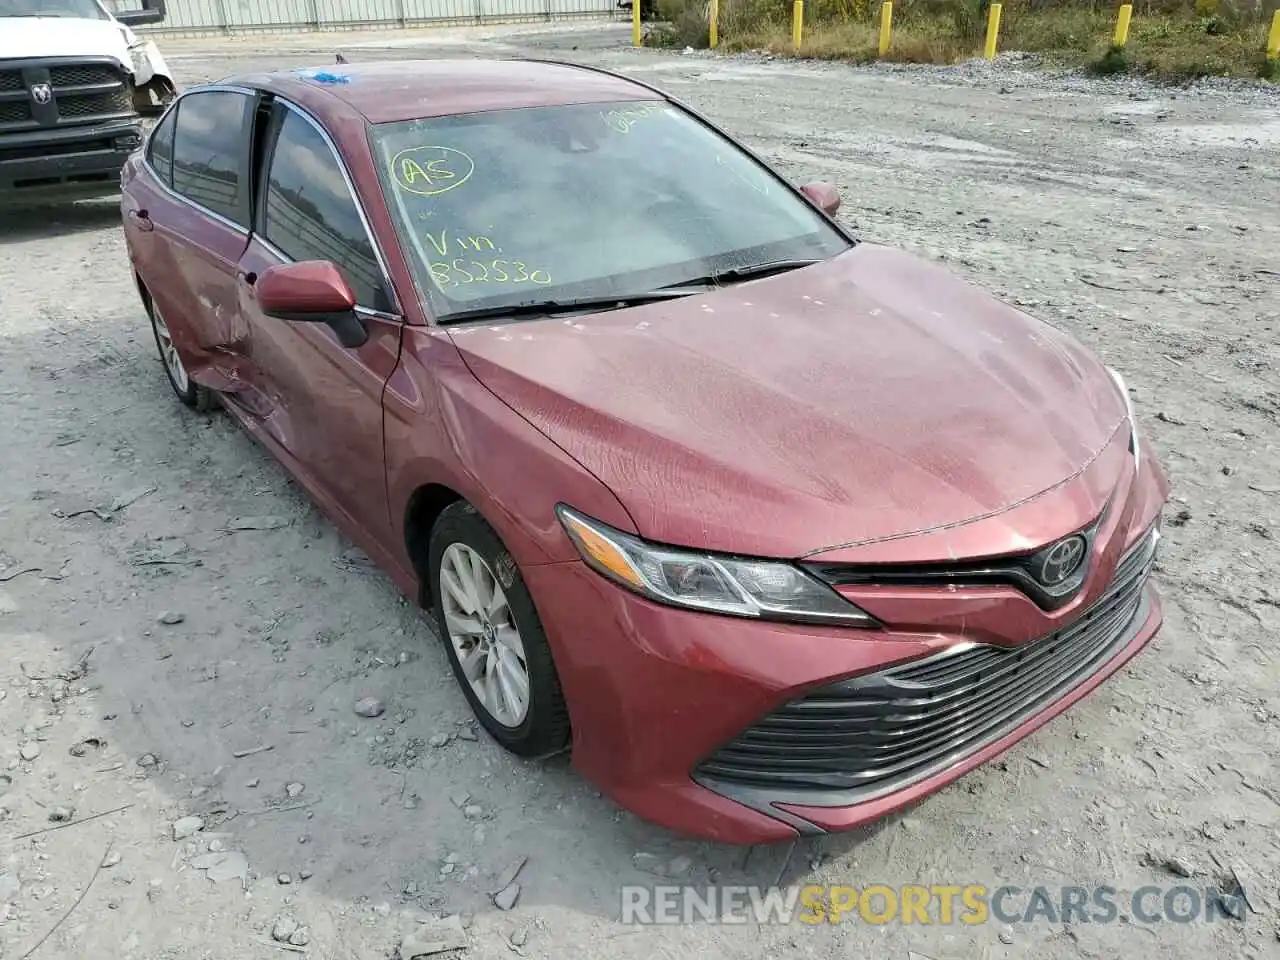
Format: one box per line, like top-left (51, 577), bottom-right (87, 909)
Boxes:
top-left (0, 0), bottom-right (109, 16)
top-left (369, 100), bottom-right (851, 322)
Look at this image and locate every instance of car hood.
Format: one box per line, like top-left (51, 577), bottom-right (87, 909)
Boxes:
top-left (0, 16), bottom-right (133, 66)
top-left (448, 244), bottom-right (1127, 559)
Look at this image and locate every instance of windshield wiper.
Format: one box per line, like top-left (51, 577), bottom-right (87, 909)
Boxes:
top-left (689, 258), bottom-right (824, 287)
top-left (438, 289), bottom-right (708, 325)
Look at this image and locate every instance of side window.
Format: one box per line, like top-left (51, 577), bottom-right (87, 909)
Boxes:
top-left (148, 105), bottom-right (176, 186)
top-left (262, 109), bottom-right (390, 311)
top-left (171, 90), bottom-right (252, 227)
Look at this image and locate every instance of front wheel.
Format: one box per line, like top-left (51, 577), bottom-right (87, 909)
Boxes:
top-left (428, 501), bottom-right (570, 758)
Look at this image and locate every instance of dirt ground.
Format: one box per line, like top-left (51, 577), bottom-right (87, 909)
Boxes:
top-left (1, 21), bottom-right (1278, 960)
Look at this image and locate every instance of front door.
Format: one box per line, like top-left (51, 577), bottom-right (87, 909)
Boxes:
top-left (233, 101), bottom-right (403, 542)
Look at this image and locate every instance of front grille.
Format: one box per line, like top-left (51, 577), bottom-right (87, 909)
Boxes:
top-left (56, 88), bottom-right (133, 119)
top-left (48, 64), bottom-right (120, 88)
top-left (805, 505), bottom-right (1111, 612)
top-left (0, 101), bottom-right (31, 124)
top-left (0, 58), bottom-right (133, 131)
top-left (696, 524), bottom-right (1159, 799)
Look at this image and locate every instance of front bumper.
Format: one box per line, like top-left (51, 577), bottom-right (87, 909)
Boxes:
top-left (0, 119), bottom-right (142, 199)
top-left (524, 441), bottom-right (1170, 844)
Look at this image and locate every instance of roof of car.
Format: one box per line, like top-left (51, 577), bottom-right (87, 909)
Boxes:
top-left (236, 58), bottom-right (664, 125)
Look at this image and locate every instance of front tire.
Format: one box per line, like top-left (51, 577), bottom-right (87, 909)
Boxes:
top-left (428, 501), bottom-right (570, 758)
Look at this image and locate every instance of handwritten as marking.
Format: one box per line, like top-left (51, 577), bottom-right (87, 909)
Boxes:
top-left (391, 146), bottom-right (474, 197)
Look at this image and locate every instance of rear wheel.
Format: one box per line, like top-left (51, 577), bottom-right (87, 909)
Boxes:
top-left (428, 501), bottom-right (570, 758)
top-left (146, 297), bottom-right (214, 412)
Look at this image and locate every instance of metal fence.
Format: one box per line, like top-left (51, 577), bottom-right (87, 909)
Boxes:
top-left (104, 0), bottom-right (619, 37)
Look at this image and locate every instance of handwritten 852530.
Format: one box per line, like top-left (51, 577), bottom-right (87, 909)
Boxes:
top-left (420, 228), bottom-right (552, 288)
top-left (429, 258), bottom-right (551, 287)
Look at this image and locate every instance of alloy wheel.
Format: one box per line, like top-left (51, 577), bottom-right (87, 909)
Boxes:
top-left (150, 302), bottom-right (190, 395)
top-left (439, 542), bottom-right (531, 728)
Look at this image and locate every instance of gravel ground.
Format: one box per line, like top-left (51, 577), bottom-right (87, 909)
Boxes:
top-left (1, 22), bottom-right (1278, 960)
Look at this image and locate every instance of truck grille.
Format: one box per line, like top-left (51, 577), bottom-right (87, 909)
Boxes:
top-left (48, 64), bottom-right (122, 88)
top-left (695, 524), bottom-right (1159, 799)
top-left (0, 57), bottom-right (134, 132)
top-left (0, 101), bottom-right (29, 124)
top-left (56, 88), bottom-right (133, 119)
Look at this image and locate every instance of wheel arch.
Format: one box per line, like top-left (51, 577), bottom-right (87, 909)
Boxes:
top-left (403, 482), bottom-right (466, 607)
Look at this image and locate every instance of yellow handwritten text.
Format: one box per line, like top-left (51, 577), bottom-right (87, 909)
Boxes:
top-left (601, 102), bottom-right (663, 134)
top-left (390, 145), bottom-right (475, 197)
top-left (429, 259), bottom-right (552, 288)
top-left (425, 228), bottom-right (498, 258)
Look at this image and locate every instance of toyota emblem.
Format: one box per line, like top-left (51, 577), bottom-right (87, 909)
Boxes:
top-left (1036, 535), bottom-right (1087, 587)
top-left (30, 83), bottom-right (52, 105)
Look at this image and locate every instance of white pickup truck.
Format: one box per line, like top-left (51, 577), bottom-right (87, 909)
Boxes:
top-left (1, 0), bottom-right (175, 201)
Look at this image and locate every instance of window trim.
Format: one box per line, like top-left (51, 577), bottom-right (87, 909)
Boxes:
top-left (145, 98), bottom-right (178, 189)
top-left (143, 83), bottom-right (258, 236)
top-left (255, 98), bottom-right (402, 317)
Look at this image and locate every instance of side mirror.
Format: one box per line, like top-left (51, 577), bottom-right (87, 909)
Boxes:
top-left (115, 0), bottom-right (167, 25)
top-left (800, 181), bottom-right (840, 217)
top-left (256, 261), bottom-right (368, 348)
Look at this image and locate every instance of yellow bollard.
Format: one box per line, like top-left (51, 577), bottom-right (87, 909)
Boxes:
top-left (1113, 3), bottom-right (1133, 48)
top-left (632, 0), bottom-right (641, 47)
top-left (1269, 9), bottom-right (1280, 60)
top-left (879, 1), bottom-right (893, 56)
top-left (709, 0), bottom-right (719, 48)
top-left (793, 0), bottom-right (804, 51)
top-left (983, 2), bottom-right (1002, 60)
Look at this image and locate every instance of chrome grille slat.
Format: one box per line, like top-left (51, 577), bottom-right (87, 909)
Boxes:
top-left (712, 576), bottom-right (1142, 768)
top-left (695, 525), bottom-right (1158, 795)
top-left (730, 582), bottom-right (1144, 756)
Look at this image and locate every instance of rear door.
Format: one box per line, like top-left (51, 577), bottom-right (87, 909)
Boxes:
top-left (233, 99), bottom-right (404, 541)
top-left (123, 87), bottom-right (256, 393)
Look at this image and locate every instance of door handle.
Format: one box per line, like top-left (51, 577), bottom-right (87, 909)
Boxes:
top-left (129, 208), bottom-right (154, 233)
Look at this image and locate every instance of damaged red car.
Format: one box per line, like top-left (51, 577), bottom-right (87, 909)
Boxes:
top-left (120, 59), bottom-right (1170, 843)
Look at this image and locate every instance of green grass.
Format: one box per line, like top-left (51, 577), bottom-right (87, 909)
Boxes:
top-left (648, 0), bottom-right (1279, 82)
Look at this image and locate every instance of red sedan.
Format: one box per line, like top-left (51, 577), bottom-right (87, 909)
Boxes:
top-left (120, 58), bottom-right (1170, 844)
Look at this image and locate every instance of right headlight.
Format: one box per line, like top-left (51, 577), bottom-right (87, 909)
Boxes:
top-left (556, 505), bottom-right (879, 627)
